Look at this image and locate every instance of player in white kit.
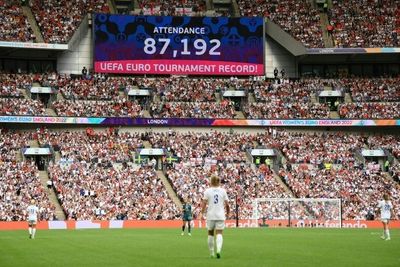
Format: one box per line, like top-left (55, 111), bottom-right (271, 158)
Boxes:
top-left (377, 193), bottom-right (392, 241)
top-left (200, 175), bottom-right (230, 259)
top-left (27, 199), bottom-right (39, 239)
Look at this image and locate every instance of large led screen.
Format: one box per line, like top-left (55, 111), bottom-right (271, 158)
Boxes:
top-left (94, 14), bottom-right (264, 75)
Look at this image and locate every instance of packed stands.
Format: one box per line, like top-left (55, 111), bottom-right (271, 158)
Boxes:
top-left (1, 128), bottom-right (399, 221)
top-left (340, 77), bottom-right (400, 102)
top-left (366, 134), bottom-right (400, 159)
top-left (0, 98), bottom-right (46, 116)
top-left (0, 74), bottom-right (29, 97)
top-left (329, 0), bottom-right (400, 48)
top-left (37, 129), bottom-right (143, 164)
top-left (0, 130), bottom-right (56, 221)
top-left (244, 79), bottom-right (331, 119)
top-left (0, 0), bottom-right (35, 42)
top-left (150, 101), bottom-right (236, 119)
top-left (48, 164), bottom-right (179, 220)
top-left (52, 97), bottom-right (143, 117)
top-left (252, 79), bottom-right (321, 103)
top-left (2, 73), bottom-right (400, 119)
top-left (237, 0), bottom-right (324, 48)
top-left (244, 102), bottom-right (330, 119)
top-left (257, 130), bottom-right (365, 166)
top-left (147, 77), bottom-right (239, 118)
top-left (147, 131), bottom-right (256, 162)
top-left (338, 102), bottom-right (400, 119)
top-left (29, 0), bottom-right (109, 43)
top-left (40, 129), bottom-right (178, 220)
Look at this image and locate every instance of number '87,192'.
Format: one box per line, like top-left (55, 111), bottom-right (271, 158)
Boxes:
top-left (144, 38), bottom-right (221, 56)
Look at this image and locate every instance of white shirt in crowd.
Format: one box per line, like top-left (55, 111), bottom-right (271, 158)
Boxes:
top-left (203, 187), bottom-right (229, 220)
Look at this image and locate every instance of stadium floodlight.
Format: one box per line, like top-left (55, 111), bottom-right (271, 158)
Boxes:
top-left (251, 198), bottom-right (342, 228)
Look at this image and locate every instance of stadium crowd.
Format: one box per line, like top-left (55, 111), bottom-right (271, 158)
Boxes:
top-left (0, 128), bottom-right (399, 221)
top-left (36, 129), bottom-right (143, 164)
top-left (52, 97), bottom-right (143, 117)
top-left (339, 77), bottom-right (400, 102)
top-left (339, 102), bottom-right (400, 119)
top-left (329, 0), bottom-right (400, 48)
top-left (0, 130), bottom-right (56, 221)
top-left (0, 76), bottom-right (22, 98)
top-left (0, 98), bottom-right (46, 116)
top-left (48, 163), bottom-right (179, 220)
top-left (38, 129), bottom-right (179, 220)
top-left (366, 134), bottom-right (400, 159)
top-left (59, 76), bottom-right (121, 100)
top-left (2, 73), bottom-right (400, 119)
top-left (244, 79), bottom-right (331, 119)
top-left (150, 100), bottom-right (236, 119)
top-left (147, 131), bottom-right (256, 162)
top-left (237, 0), bottom-right (324, 48)
top-left (257, 130), bottom-right (366, 166)
top-left (29, 0), bottom-right (109, 43)
top-left (253, 79), bottom-right (322, 103)
top-left (244, 102), bottom-right (330, 119)
top-left (0, 0), bottom-right (35, 42)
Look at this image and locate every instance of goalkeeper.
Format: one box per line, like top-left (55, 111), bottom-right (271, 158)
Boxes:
top-left (181, 198), bottom-right (193, 236)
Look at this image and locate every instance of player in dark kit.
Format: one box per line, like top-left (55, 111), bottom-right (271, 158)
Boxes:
top-left (181, 198), bottom-right (193, 236)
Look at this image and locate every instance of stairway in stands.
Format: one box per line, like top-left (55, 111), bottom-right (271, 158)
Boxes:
top-left (28, 139), bottom-right (66, 220)
top-left (156, 171), bottom-right (183, 208)
top-left (138, 141), bottom-right (182, 207)
top-left (319, 12), bottom-right (334, 48)
top-left (38, 171), bottom-right (66, 220)
top-left (21, 5), bottom-right (44, 43)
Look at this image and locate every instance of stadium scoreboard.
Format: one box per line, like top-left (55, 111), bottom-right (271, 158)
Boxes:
top-left (94, 14), bottom-right (264, 75)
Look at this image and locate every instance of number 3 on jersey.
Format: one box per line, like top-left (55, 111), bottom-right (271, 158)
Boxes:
top-left (214, 194), bottom-right (219, 204)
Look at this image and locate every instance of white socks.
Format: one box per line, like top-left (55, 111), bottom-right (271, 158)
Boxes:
top-left (32, 228), bottom-right (36, 238)
top-left (385, 229), bottom-right (390, 239)
top-left (208, 235), bottom-right (214, 256)
top-left (216, 234), bottom-right (223, 253)
top-left (29, 227), bottom-right (32, 235)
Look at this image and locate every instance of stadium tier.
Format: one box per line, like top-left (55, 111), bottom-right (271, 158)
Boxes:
top-left (1, 74), bottom-right (400, 119)
top-left (1, 128), bottom-right (399, 222)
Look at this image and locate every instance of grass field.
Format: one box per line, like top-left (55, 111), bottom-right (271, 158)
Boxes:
top-left (0, 228), bottom-right (399, 267)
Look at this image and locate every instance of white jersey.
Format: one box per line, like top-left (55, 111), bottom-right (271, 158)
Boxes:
top-left (27, 205), bottom-right (39, 221)
top-left (378, 200), bottom-right (392, 219)
top-left (203, 187), bottom-right (229, 220)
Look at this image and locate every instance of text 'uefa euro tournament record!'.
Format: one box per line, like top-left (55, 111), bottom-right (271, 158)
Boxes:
top-left (93, 14), bottom-right (264, 75)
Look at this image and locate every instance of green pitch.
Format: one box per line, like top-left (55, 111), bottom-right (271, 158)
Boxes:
top-left (0, 228), bottom-right (399, 267)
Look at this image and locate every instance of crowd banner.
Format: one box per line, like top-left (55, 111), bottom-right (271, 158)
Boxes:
top-left (0, 220), bottom-right (399, 230)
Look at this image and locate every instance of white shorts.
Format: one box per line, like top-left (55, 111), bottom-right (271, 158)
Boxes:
top-left (207, 220), bottom-right (225, 231)
top-left (28, 219), bottom-right (37, 226)
top-left (381, 218), bottom-right (390, 224)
